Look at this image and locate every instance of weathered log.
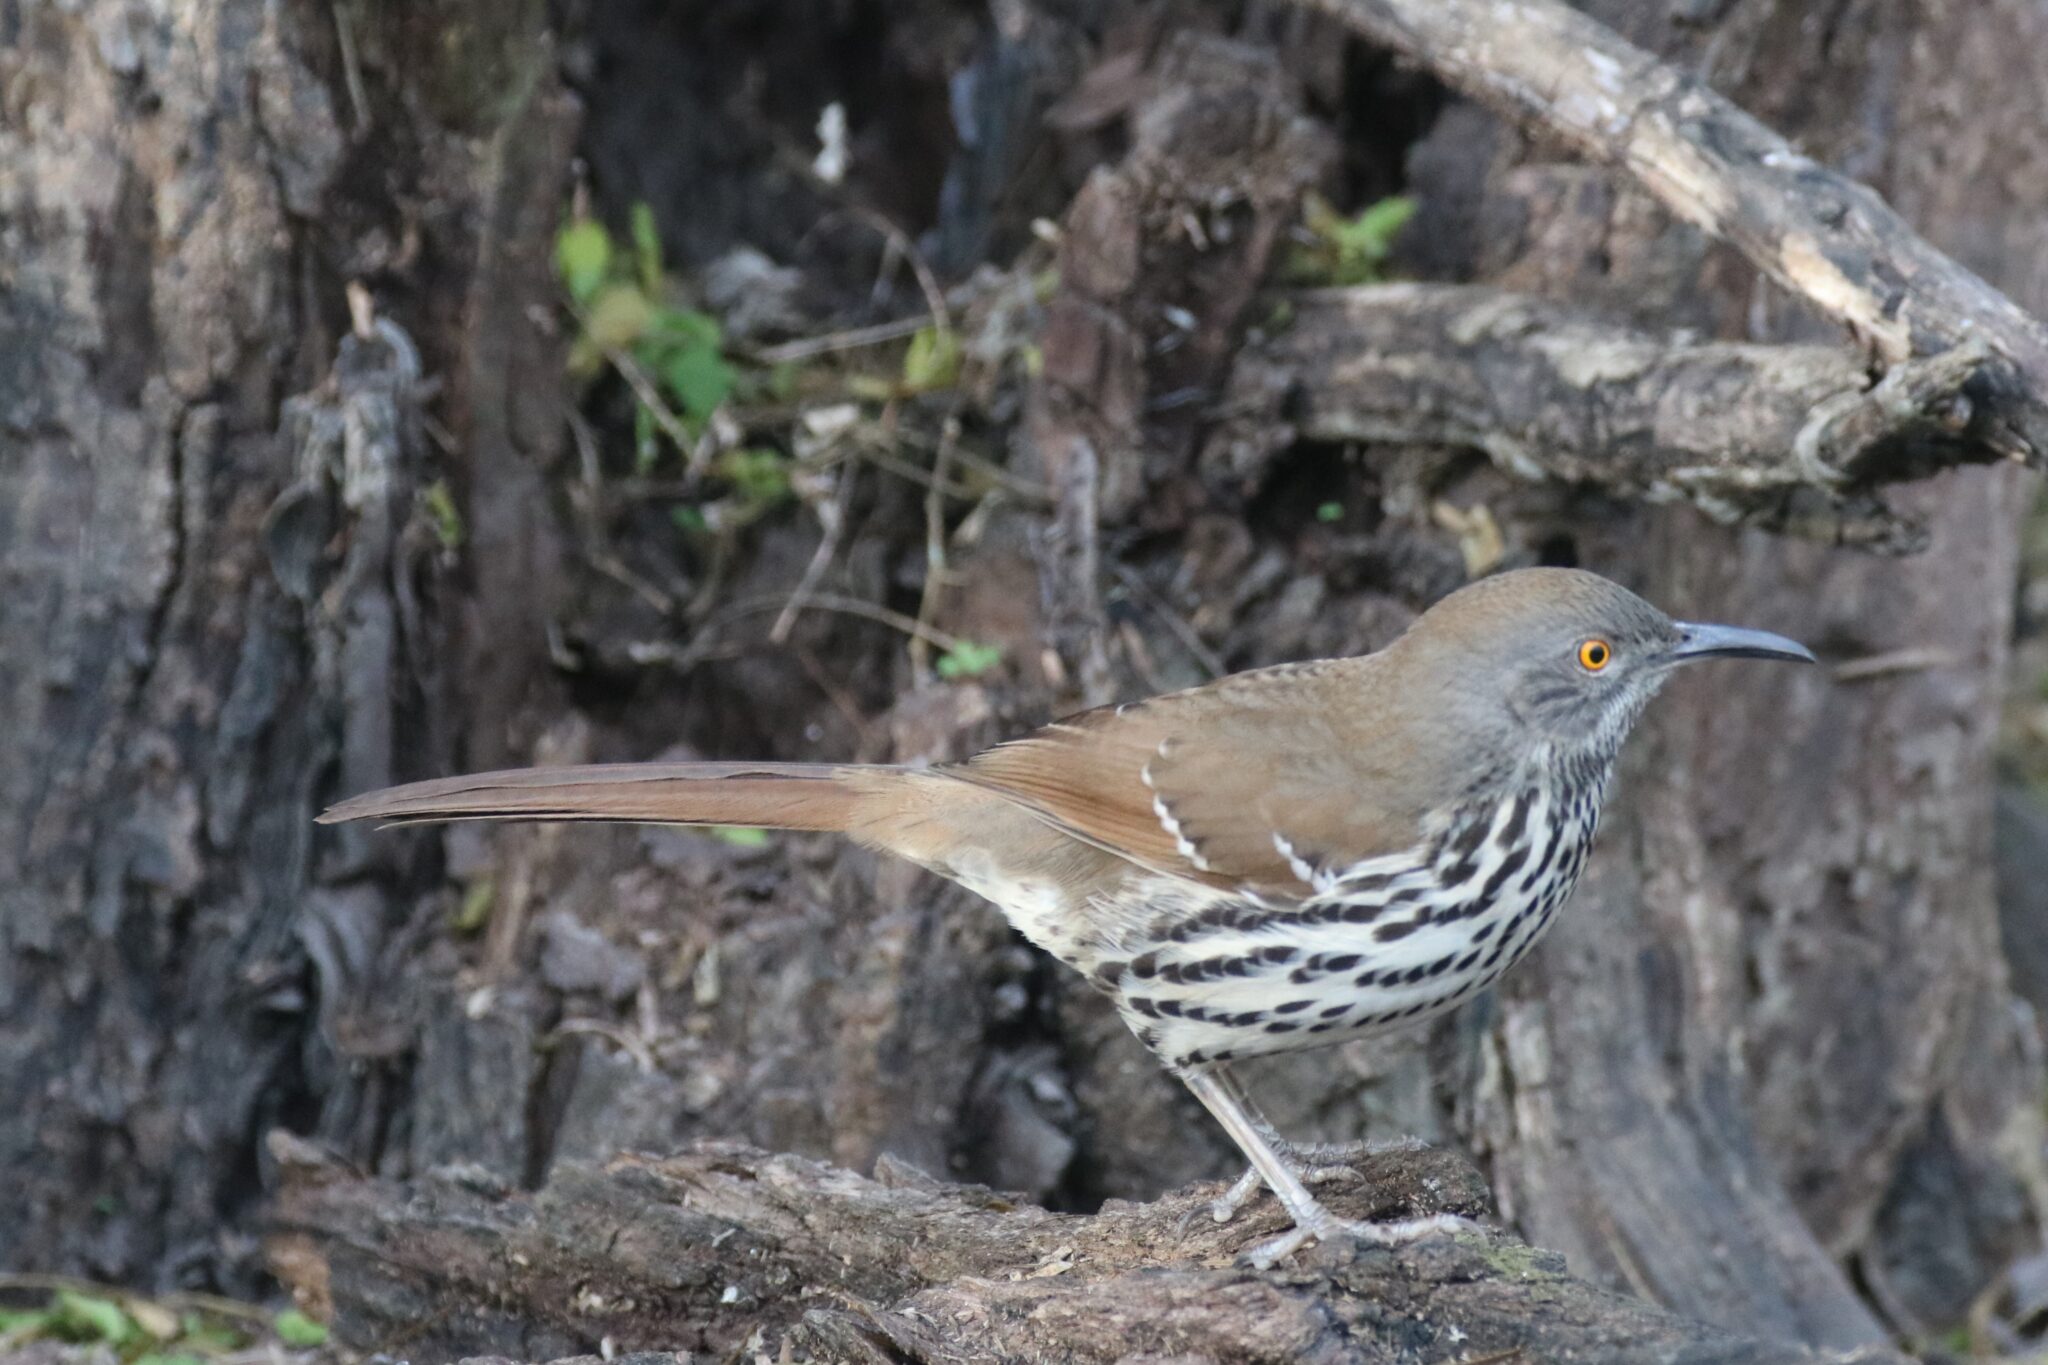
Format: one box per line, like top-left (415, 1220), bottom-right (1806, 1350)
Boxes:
top-left (1297, 0), bottom-right (2048, 463)
top-left (265, 1132), bottom-right (1910, 1364)
top-left (1211, 283), bottom-right (1993, 551)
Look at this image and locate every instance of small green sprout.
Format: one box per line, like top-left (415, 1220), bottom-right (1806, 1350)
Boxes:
top-left (936, 640), bottom-right (1005, 679)
top-left (1287, 194), bottom-right (1416, 286)
top-left (901, 325), bottom-right (962, 393)
top-left (272, 1310), bottom-right (328, 1348)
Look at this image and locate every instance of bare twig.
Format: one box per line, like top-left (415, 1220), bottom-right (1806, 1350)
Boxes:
top-left (910, 413), bottom-right (965, 683)
top-left (0, 1271), bottom-right (276, 1327)
top-left (754, 591), bottom-right (972, 654)
top-left (1832, 647), bottom-right (1956, 682)
top-left (616, 591), bottom-right (980, 678)
top-left (564, 408), bottom-right (679, 614)
top-left (1112, 564), bottom-right (1226, 680)
top-left (752, 315), bottom-right (932, 365)
top-left (329, 1), bottom-right (371, 136)
top-left (770, 463), bottom-right (858, 644)
top-left (850, 445), bottom-right (995, 503)
top-left (1299, 0), bottom-right (2048, 460)
top-left (602, 344), bottom-right (697, 455)
top-left (855, 205), bottom-right (952, 337)
top-left (549, 1017), bottom-right (658, 1074)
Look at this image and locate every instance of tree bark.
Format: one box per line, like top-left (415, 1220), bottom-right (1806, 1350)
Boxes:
top-left (0, 1), bottom-right (575, 1288)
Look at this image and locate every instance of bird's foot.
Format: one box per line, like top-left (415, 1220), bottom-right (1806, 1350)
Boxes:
top-left (1239, 1210), bottom-right (1481, 1270)
top-left (1207, 1137), bottom-right (1431, 1225)
top-left (1209, 1152), bottom-right (1355, 1224)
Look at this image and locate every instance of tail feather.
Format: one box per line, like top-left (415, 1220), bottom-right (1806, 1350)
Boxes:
top-left (318, 762), bottom-right (895, 833)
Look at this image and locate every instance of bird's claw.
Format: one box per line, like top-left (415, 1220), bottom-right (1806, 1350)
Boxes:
top-left (1237, 1211), bottom-right (1481, 1270)
top-left (1209, 1139), bottom-right (1422, 1226)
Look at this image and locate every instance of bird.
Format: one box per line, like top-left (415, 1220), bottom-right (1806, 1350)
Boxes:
top-left (319, 566), bottom-right (1814, 1265)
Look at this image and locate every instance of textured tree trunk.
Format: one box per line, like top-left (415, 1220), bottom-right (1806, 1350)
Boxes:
top-left (0, 0), bottom-right (575, 1287)
top-left (4, 0), bottom-right (2046, 1358)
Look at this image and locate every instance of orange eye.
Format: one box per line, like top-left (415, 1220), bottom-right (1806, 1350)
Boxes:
top-left (1577, 639), bottom-right (1612, 671)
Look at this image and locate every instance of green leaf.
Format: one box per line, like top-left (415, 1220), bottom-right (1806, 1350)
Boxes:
top-left (0, 1308), bottom-right (52, 1335)
top-left (1316, 501), bottom-right (1344, 523)
top-left (715, 447), bottom-right (791, 506)
top-left (901, 325), bottom-right (962, 393)
top-left (273, 1310), bottom-right (329, 1348)
top-left (650, 306), bottom-right (722, 352)
top-left (555, 219), bottom-right (613, 304)
top-left (634, 402), bottom-right (662, 473)
top-left (421, 479), bottom-right (465, 550)
top-left (584, 282), bottom-right (657, 352)
top-left (177, 1315), bottom-right (243, 1353)
top-left (670, 504), bottom-right (709, 534)
top-left (936, 640), bottom-right (1004, 680)
top-left (453, 878), bottom-right (495, 934)
top-left (710, 826), bottom-right (770, 848)
top-left (664, 344), bottom-right (737, 420)
top-left (1336, 195), bottom-right (1416, 263)
top-left (53, 1291), bottom-right (133, 1345)
top-left (629, 201), bottom-right (664, 295)
top-left (134, 1353), bottom-right (208, 1365)
top-left (1285, 193), bottom-right (1418, 285)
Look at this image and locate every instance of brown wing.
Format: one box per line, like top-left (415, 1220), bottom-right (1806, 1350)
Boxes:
top-left (952, 659), bottom-right (1432, 899)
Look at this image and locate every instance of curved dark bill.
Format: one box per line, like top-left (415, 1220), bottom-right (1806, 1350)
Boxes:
top-left (1668, 621), bottom-right (1816, 664)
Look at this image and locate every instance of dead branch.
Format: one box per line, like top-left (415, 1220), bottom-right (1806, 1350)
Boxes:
top-left (1297, 0), bottom-right (2048, 465)
top-left (1211, 284), bottom-right (1991, 551)
top-left (264, 1133), bottom-right (1909, 1364)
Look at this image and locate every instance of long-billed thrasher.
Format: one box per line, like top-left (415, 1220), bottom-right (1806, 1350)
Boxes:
top-left (321, 567), bottom-right (1813, 1264)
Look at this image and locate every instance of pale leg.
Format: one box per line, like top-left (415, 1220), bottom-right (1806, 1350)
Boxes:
top-left (1201, 1066), bottom-right (1427, 1224)
top-left (1179, 1068), bottom-right (1475, 1267)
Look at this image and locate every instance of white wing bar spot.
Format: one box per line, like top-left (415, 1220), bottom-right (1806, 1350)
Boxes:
top-left (1271, 831), bottom-right (1319, 886)
top-left (1153, 793), bottom-right (1212, 872)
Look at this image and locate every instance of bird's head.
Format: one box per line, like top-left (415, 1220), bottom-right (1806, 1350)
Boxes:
top-left (1396, 567), bottom-right (1814, 773)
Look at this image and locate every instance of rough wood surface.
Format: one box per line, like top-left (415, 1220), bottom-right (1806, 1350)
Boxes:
top-left (266, 1133), bottom-right (1908, 1365)
top-left (0, 0), bottom-right (576, 1290)
top-left (1214, 283), bottom-right (1990, 550)
top-left (1299, 0), bottom-right (2048, 462)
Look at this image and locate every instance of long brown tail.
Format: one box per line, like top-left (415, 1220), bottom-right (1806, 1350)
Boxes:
top-left (318, 762), bottom-right (901, 833)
